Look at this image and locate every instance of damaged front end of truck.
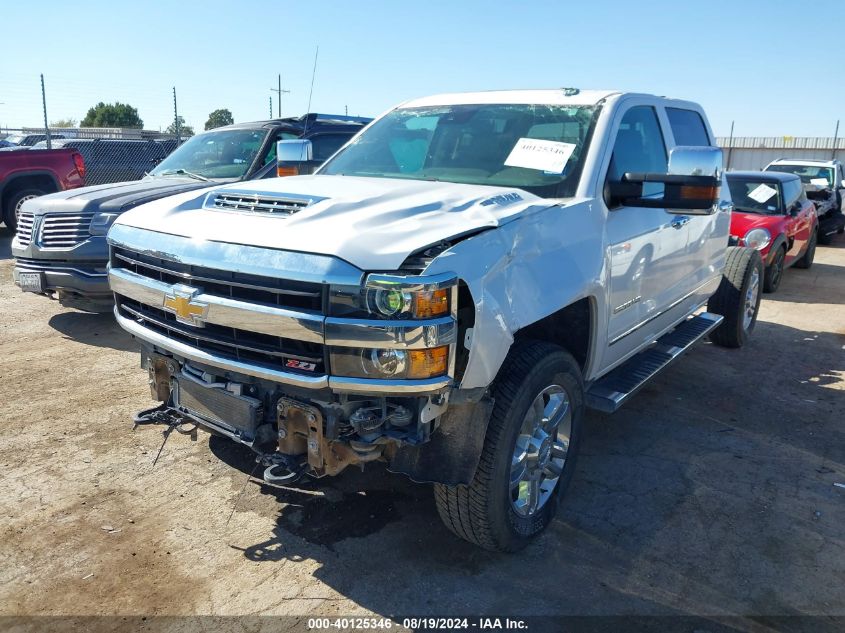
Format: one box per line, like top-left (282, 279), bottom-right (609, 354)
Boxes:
top-left (109, 224), bottom-right (491, 486)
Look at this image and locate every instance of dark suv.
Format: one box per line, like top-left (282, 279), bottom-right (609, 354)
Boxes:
top-left (12, 114), bottom-right (370, 312)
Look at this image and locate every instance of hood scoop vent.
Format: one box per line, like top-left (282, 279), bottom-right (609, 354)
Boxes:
top-left (209, 191), bottom-right (321, 217)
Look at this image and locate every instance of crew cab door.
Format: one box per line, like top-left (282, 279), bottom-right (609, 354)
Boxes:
top-left (602, 104), bottom-right (691, 366)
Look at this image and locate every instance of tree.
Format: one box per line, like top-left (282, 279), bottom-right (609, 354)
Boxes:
top-left (165, 116), bottom-right (194, 138)
top-left (51, 118), bottom-right (78, 128)
top-left (205, 108), bottom-right (234, 130)
top-left (81, 102), bottom-right (143, 128)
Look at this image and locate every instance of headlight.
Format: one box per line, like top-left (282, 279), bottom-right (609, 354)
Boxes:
top-left (329, 271), bottom-right (456, 320)
top-left (743, 227), bottom-right (771, 251)
top-left (330, 346), bottom-right (449, 380)
top-left (89, 212), bottom-right (121, 236)
top-left (368, 287), bottom-right (448, 318)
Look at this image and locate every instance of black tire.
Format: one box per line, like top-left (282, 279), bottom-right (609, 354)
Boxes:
top-left (708, 246), bottom-right (764, 349)
top-left (794, 229), bottom-right (817, 269)
top-left (434, 341), bottom-right (584, 552)
top-left (2, 188), bottom-right (44, 231)
top-left (818, 229), bottom-right (834, 245)
top-left (763, 246), bottom-right (785, 293)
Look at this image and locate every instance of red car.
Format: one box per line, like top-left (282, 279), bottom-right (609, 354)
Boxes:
top-left (726, 171), bottom-right (817, 293)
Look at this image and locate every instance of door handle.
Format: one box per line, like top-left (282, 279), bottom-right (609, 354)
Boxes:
top-left (671, 216), bottom-right (690, 229)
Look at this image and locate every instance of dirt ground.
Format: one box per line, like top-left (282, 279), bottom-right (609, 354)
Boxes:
top-left (0, 227), bottom-right (843, 630)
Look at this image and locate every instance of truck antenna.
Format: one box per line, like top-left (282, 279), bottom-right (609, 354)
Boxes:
top-left (303, 45), bottom-right (319, 134)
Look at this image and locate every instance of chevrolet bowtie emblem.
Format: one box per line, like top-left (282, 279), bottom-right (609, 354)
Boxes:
top-left (162, 284), bottom-right (208, 327)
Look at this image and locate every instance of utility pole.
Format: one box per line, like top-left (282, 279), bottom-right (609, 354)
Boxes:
top-left (270, 74), bottom-right (290, 118)
top-left (172, 87), bottom-right (180, 144)
top-left (832, 120), bottom-right (840, 160)
top-left (726, 120), bottom-right (734, 170)
top-left (41, 74), bottom-right (51, 149)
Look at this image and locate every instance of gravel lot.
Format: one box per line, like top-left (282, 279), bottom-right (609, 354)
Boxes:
top-left (0, 226), bottom-right (843, 629)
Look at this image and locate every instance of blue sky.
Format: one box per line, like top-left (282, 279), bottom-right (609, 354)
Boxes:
top-left (1, 0), bottom-right (841, 137)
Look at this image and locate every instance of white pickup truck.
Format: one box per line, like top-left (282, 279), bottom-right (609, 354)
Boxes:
top-left (107, 90), bottom-right (763, 551)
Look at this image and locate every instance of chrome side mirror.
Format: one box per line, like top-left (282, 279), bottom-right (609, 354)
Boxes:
top-left (276, 139), bottom-right (314, 177)
top-left (277, 139), bottom-right (313, 162)
top-left (668, 145), bottom-right (723, 179)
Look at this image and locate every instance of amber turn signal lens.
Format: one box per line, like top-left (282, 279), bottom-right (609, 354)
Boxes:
top-left (408, 346), bottom-right (449, 379)
top-left (277, 166), bottom-right (299, 177)
top-left (679, 185), bottom-right (719, 200)
top-left (413, 289), bottom-right (449, 318)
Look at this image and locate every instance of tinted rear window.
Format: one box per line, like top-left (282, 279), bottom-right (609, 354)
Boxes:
top-left (666, 108), bottom-right (710, 146)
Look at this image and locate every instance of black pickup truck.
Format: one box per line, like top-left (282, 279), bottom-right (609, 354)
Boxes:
top-left (12, 114), bottom-right (370, 312)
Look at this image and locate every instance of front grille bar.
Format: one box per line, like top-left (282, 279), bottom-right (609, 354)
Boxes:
top-left (120, 303), bottom-right (322, 364)
top-left (113, 252), bottom-right (320, 299)
top-left (39, 213), bottom-right (95, 248)
top-left (16, 212), bottom-right (34, 247)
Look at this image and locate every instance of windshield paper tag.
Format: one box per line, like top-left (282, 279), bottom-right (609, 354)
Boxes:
top-left (810, 178), bottom-right (829, 186)
top-left (504, 138), bottom-right (576, 174)
top-left (748, 184), bottom-right (777, 203)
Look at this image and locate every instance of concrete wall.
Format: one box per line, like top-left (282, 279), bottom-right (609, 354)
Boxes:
top-left (716, 137), bottom-right (844, 171)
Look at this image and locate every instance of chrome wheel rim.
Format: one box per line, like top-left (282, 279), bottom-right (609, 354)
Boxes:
top-left (510, 384), bottom-right (571, 518)
top-left (14, 194), bottom-right (37, 223)
top-left (744, 267), bottom-right (760, 331)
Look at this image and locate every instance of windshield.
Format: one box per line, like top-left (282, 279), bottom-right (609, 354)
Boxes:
top-left (320, 104), bottom-right (600, 198)
top-left (4, 135), bottom-right (23, 145)
top-left (149, 128), bottom-right (269, 180)
top-left (767, 164), bottom-right (834, 187)
top-left (727, 178), bottom-right (783, 214)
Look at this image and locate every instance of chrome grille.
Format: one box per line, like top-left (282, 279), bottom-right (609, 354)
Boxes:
top-left (39, 213), bottom-right (95, 248)
top-left (212, 193), bottom-right (310, 216)
top-left (111, 247), bottom-right (323, 312)
top-left (117, 298), bottom-right (325, 374)
top-left (111, 246), bottom-right (327, 375)
top-left (15, 211), bottom-right (34, 247)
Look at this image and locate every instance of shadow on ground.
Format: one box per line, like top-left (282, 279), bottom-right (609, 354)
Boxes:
top-left (48, 310), bottom-right (137, 352)
top-left (207, 319), bottom-right (845, 618)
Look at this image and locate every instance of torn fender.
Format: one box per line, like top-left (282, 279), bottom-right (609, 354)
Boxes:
top-left (425, 199), bottom-right (607, 389)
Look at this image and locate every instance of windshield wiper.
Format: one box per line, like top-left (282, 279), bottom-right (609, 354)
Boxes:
top-left (156, 169), bottom-right (209, 182)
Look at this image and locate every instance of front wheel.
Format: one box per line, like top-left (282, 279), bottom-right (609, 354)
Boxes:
top-left (708, 247), bottom-right (764, 348)
top-left (763, 246), bottom-right (785, 293)
top-left (434, 341), bottom-right (584, 552)
top-left (794, 230), bottom-right (817, 269)
top-left (3, 188), bottom-right (44, 231)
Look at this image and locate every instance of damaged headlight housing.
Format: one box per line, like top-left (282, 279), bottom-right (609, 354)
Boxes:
top-left (329, 272), bottom-right (454, 320)
top-left (328, 271), bottom-right (457, 381)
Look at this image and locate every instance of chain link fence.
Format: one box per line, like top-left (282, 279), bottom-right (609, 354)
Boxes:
top-left (0, 127), bottom-right (182, 185)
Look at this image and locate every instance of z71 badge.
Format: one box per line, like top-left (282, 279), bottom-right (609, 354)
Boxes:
top-left (285, 359), bottom-right (316, 372)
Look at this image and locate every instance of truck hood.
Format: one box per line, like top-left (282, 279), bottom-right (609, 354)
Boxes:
top-left (25, 176), bottom-right (222, 216)
top-left (113, 175), bottom-right (558, 270)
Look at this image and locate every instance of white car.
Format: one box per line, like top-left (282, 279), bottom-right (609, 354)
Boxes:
top-left (765, 158), bottom-right (845, 243)
top-left (107, 89), bottom-right (761, 551)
